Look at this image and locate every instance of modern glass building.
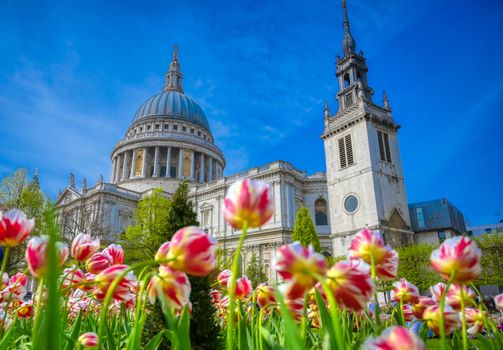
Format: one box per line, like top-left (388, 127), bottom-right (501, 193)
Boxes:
top-left (408, 198), bottom-right (466, 244)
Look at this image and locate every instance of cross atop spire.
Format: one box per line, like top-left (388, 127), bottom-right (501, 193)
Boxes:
top-left (163, 45), bottom-right (184, 93)
top-left (341, 0), bottom-right (356, 56)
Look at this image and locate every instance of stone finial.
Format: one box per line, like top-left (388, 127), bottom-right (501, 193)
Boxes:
top-left (98, 174), bottom-right (104, 184)
top-left (69, 173), bottom-right (75, 188)
top-left (383, 90), bottom-right (391, 110)
top-left (324, 101), bottom-right (330, 119)
top-left (82, 178), bottom-right (87, 193)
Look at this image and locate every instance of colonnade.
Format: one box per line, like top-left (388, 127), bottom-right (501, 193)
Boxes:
top-left (111, 146), bottom-right (223, 183)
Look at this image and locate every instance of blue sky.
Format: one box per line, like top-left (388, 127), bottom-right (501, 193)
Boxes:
top-left (0, 0), bottom-right (502, 226)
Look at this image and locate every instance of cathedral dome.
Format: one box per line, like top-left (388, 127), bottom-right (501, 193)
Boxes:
top-left (133, 90), bottom-right (210, 131)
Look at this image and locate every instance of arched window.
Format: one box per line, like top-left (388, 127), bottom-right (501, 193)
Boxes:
top-left (315, 198), bottom-right (328, 226)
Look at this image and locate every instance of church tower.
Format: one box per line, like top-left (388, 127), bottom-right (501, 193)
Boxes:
top-left (322, 0), bottom-right (414, 256)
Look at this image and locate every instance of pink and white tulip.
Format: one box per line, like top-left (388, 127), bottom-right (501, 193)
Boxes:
top-left (94, 264), bottom-right (136, 302)
top-left (423, 304), bottom-right (461, 335)
top-left (25, 235), bottom-right (68, 278)
top-left (103, 244), bottom-right (124, 265)
top-left (430, 282), bottom-right (447, 302)
top-left (86, 251), bottom-right (113, 274)
top-left (494, 293), bottom-right (503, 313)
top-left (445, 284), bottom-right (476, 310)
top-left (78, 332), bottom-right (99, 348)
top-left (430, 236), bottom-right (481, 284)
top-left (71, 233), bottom-right (100, 262)
top-left (217, 269), bottom-right (232, 288)
top-left (412, 297), bottom-right (437, 319)
top-left (147, 265), bottom-right (191, 310)
top-left (232, 275), bottom-right (253, 300)
top-left (158, 226), bottom-right (217, 277)
top-left (363, 326), bottom-right (426, 350)
top-left (274, 242), bottom-right (327, 299)
top-left (256, 283), bottom-right (276, 308)
top-left (0, 209), bottom-right (35, 247)
top-left (392, 278), bottom-right (420, 304)
top-left (325, 259), bottom-right (375, 312)
top-left (223, 179), bottom-right (274, 229)
top-left (464, 308), bottom-right (486, 336)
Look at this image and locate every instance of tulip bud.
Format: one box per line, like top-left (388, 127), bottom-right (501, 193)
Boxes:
top-left (78, 332), bottom-right (99, 349)
top-left (223, 179), bottom-right (274, 229)
top-left (94, 264), bottom-right (136, 302)
top-left (161, 226), bottom-right (217, 277)
top-left (217, 269), bottom-right (232, 288)
top-left (423, 304), bottom-right (461, 335)
top-left (147, 265), bottom-right (191, 310)
top-left (71, 233), bottom-right (100, 262)
top-left (25, 235), bottom-right (68, 278)
top-left (0, 209), bottom-right (35, 247)
top-left (103, 244), bottom-right (124, 265)
top-left (86, 252), bottom-right (113, 274)
top-left (392, 278), bottom-right (420, 304)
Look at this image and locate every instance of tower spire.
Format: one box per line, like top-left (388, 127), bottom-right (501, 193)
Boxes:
top-left (341, 0), bottom-right (356, 56)
top-left (383, 90), bottom-right (391, 110)
top-left (31, 168), bottom-right (39, 186)
top-left (163, 45), bottom-right (184, 93)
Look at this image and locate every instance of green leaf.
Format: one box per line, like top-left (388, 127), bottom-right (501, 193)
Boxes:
top-left (314, 289), bottom-right (336, 350)
top-left (144, 330), bottom-right (169, 350)
top-left (274, 290), bottom-right (304, 350)
top-left (63, 309), bottom-right (83, 350)
top-left (0, 318), bottom-right (17, 350)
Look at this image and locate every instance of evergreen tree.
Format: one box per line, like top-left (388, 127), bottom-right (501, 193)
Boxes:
top-left (145, 181), bottom-right (221, 349)
top-left (245, 251), bottom-right (267, 286)
top-left (121, 188), bottom-right (171, 264)
top-left (292, 207), bottom-right (321, 252)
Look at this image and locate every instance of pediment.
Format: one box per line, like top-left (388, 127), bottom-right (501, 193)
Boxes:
top-left (386, 207), bottom-right (408, 230)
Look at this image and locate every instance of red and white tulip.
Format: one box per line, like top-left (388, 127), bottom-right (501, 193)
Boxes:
top-left (94, 264), bottom-right (136, 302)
top-left (71, 233), bottom-right (100, 262)
top-left (464, 308), bottom-right (486, 336)
top-left (412, 297), bottom-right (437, 319)
top-left (255, 283), bottom-right (276, 308)
top-left (103, 244), bottom-right (124, 265)
top-left (223, 179), bottom-right (274, 229)
top-left (274, 242), bottom-right (327, 299)
top-left (232, 275), bottom-right (253, 300)
top-left (217, 269), bottom-right (232, 288)
top-left (158, 226), bottom-right (217, 277)
top-left (445, 284), bottom-right (476, 310)
top-left (392, 278), bottom-right (420, 304)
top-left (78, 332), bottom-right (99, 349)
top-left (430, 236), bottom-right (481, 284)
top-left (86, 251), bottom-right (113, 274)
top-left (363, 326), bottom-right (426, 350)
top-left (423, 304), bottom-right (461, 335)
top-left (147, 265), bottom-right (191, 310)
top-left (0, 209), bottom-right (35, 247)
top-left (25, 235), bottom-right (68, 278)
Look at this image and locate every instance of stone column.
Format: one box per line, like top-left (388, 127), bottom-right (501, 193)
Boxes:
top-left (190, 151), bottom-right (195, 179)
top-left (153, 146), bottom-right (160, 177)
top-left (130, 149), bottom-right (137, 178)
top-left (141, 147), bottom-right (147, 178)
top-left (121, 151), bottom-right (129, 181)
top-left (111, 157), bottom-right (116, 183)
top-left (114, 156), bottom-right (121, 183)
top-left (209, 158), bottom-right (213, 182)
top-left (199, 153), bottom-right (205, 182)
top-left (165, 146), bottom-right (172, 178)
top-left (178, 148), bottom-right (184, 178)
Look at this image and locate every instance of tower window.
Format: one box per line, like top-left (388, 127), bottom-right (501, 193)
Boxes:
top-left (377, 130), bottom-right (392, 163)
top-left (315, 198), bottom-right (328, 226)
top-left (338, 134), bottom-right (354, 169)
top-left (155, 124), bottom-right (159, 130)
top-left (173, 125), bottom-right (178, 130)
top-left (344, 73), bottom-right (350, 88)
top-left (164, 123), bottom-right (169, 130)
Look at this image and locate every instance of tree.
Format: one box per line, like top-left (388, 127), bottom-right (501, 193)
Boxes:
top-left (292, 207), bottom-right (321, 252)
top-left (396, 243), bottom-right (440, 292)
top-left (245, 251), bottom-right (267, 287)
top-left (473, 232), bottom-right (503, 287)
top-left (0, 169), bottom-right (46, 272)
top-left (144, 181), bottom-right (221, 349)
top-left (121, 188), bottom-right (171, 263)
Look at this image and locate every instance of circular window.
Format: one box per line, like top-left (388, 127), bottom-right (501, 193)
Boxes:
top-left (344, 194), bottom-right (359, 214)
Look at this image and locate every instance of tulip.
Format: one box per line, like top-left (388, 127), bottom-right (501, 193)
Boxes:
top-left (363, 326), bottom-right (426, 350)
top-left (78, 332), bottom-right (99, 348)
top-left (464, 308), bottom-right (486, 336)
top-left (86, 252), bottom-right (113, 274)
top-left (255, 283), bottom-right (276, 308)
top-left (445, 284), bottom-right (476, 311)
top-left (430, 282), bottom-right (447, 302)
top-left (210, 289), bottom-right (222, 306)
top-left (71, 233), bottom-right (100, 262)
top-left (17, 301), bottom-right (33, 319)
top-left (103, 244), bottom-right (124, 265)
top-left (412, 297), bottom-right (437, 319)
top-left (11, 272), bottom-right (28, 286)
top-left (402, 304), bottom-right (414, 322)
top-left (94, 264), bottom-right (136, 302)
top-left (25, 235), bottom-right (68, 278)
top-left (61, 267), bottom-right (85, 290)
top-left (155, 242), bottom-right (170, 262)
top-left (0, 209), bottom-right (35, 247)
top-left (423, 304), bottom-right (461, 335)
top-left (217, 269), bottom-right (232, 288)
top-left (348, 228), bottom-right (398, 280)
top-left (392, 278), bottom-right (420, 304)
top-left (223, 179), bottom-right (274, 229)
top-left (430, 236), bottom-right (481, 284)
top-left (147, 265), bottom-right (191, 310)
top-left (274, 242), bottom-right (327, 299)
top-left (159, 226), bottom-right (217, 277)
top-left (494, 293), bottom-right (503, 313)
top-left (232, 275), bottom-right (252, 300)
top-left (325, 259), bottom-right (375, 312)
top-left (284, 297), bottom-right (305, 322)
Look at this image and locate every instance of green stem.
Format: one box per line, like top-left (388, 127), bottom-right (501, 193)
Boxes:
top-left (399, 298), bottom-right (404, 326)
top-left (226, 221), bottom-right (248, 350)
top-left (0, 246), bottom-right (10, 277)
top-left (258, 308), bottom-right (265, 350)
top-left (32, 278), bottom-right (45, 347)
top-left (460, 286), bottom-right (468, 350)
top-left (316, 275), bottom-right (346, 350)
top-left (300, 292), bottom-right (309, 343)
top-left (369, 254), bottom-right (382, 329)
top-left (438, 273), bottom-right (455, 350)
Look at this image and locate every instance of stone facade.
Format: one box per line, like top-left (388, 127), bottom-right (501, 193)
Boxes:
top-left (55, 2), bottom-right (416, 279)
